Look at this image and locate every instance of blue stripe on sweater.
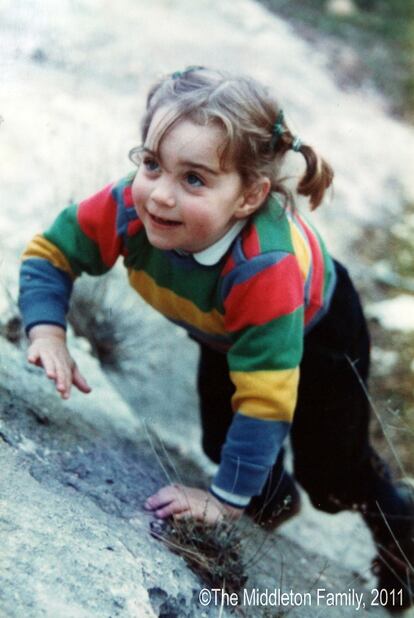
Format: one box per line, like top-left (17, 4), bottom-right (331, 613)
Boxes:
top-left (220, 250), bottom-right (290, 301)
top-left (19, 258), bottom-right (73, 332)
top-left (211, 413), bottom-right (290, 502)
top-left (112, 182), bottom-right (138, 240)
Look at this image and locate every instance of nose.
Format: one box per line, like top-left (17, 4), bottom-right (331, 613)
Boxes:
top-left (150, 177), bottom-right (176, 208)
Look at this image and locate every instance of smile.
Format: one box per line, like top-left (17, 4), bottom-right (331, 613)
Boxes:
top-left (149, 213), bottom-right (182, 227)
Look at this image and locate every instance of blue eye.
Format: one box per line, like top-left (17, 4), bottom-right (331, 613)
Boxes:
top-left (186, 173), bottom-right (204, 187)
top-left (143, 157), bottom-right (160, 172)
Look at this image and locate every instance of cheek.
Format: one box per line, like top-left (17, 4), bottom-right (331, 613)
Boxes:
top-left (188, 207), bottom-right (229, 234)
top-left (131, 177), bottom-right (148, 211)
top-left (183, 207), bottom-right (213, 232)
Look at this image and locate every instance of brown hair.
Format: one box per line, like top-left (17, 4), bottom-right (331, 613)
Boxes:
top-left (141, 67), bottom-right (333, 210)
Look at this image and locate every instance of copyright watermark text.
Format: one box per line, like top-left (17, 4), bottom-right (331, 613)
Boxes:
top-left (198, 587), bottom-right (404, 611)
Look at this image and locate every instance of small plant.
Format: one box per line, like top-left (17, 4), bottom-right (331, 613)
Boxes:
top-left (0, 277), bottom-right (23, 345)
top-left (68, 274), bottom-right (121, 366)
top-left (150, 516), bottom-right (248, 598)
top-left (0, 316), bottom-right (23, 344)
top-left (143, 428), bottom-right (250, 600)
top-left (67, 272), bottom-right (149, 369)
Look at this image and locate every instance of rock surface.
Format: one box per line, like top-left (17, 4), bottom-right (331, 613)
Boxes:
top-left (0, 332), bottom-right (390, 617)
top-left (0, 335), bottom-right (221, 618)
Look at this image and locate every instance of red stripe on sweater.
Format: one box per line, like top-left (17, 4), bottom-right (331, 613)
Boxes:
top-left (128, 219), bottom-right (143, 236)
top-left (224, 254), bottom-right (303, 332)
top-left (300, 219), bottom-right (324, 312)
top-left (304, 302), bottom-right (320, 325)
top-left (124, 184), bottom-right (134, 208)
top-left (221, 254), bottom-right (236, 277)
top-left (242, 225), bottom-right (260, 259)
top-left (78, 184), bottom-right (121, 268)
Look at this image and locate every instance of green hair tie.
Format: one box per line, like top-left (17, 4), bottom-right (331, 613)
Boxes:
top-left (273, 109), bottom-right (285, 135)
top-left (291, 136), bottom-right (302, 152)
top-left (270, 109), bottom-right (286, 150)
top-left (171, 65), bottom-right (204, 80)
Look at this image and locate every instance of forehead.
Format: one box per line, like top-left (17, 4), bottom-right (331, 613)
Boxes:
top-left (146, 108), bottom-right (229, 168)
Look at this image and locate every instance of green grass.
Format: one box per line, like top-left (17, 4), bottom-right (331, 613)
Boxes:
top-left (257, 0), bottom-right (414, 119)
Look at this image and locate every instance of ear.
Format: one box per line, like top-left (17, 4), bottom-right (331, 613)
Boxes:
top-left (234, 177), bottom-right (271, 219)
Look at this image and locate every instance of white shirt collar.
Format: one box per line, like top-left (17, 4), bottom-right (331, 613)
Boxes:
top-left (176, 220), bottom-right (247, 266)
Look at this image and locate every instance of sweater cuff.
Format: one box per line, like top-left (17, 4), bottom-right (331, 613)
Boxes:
top-left (209, 485), bottom-right (251, 508)
top-left (210, 414), bottom-right (291, 508)
top-left (21, 299), bottom-right (68, 334)
top-left (211, 458), bottom-right (272, 508)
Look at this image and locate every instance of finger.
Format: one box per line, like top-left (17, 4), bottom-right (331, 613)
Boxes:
top-left (40, 353), bottom-right (72, 400)
top-left (147, 485), bottom-right (190, 510)
top-left (173, 509), bottom-right (222, 524)
top-left (145, 485), bottom-right (179, 505)
top-left (48, 369), bottom-right (67, 399)
top-left (154, 501), bottom-right (189, 519)
top-left (56, 384), bottom-right (70, 400)
top-left (55, 363), bottom-right (72, 400)
top-left (173, 511), bottom-right (192, 521)
top-left (144, 494), bottom-right (173, 511)
top-left (27, 346), bottom-right (41, 365)
top-left (40, 354), bottom-right (57, 381)
top-left (72, 365), bottom-right (92, 394)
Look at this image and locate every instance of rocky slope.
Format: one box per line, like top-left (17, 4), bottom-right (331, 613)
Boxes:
top-left (0, 325), bottom-right (390, 617)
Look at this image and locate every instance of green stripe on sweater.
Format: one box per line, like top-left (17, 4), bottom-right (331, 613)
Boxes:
top-left (44, 204), bottom-right (109, 276)
top-left (227, 307), bottom-right (304, 372)
top-left (125, 233), bottom-right (224, 313)
top-left (252, 196), bottom-right (295, 255)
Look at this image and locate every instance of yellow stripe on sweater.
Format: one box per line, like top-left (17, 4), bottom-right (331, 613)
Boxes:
top-left (129, 269), bottom-right (227, 335)
top-left (21, 235), bottom-right (76, 279)
top-left (230, 368), bottom-right (299, 421)
top-left (288, 219), bottom-right (311, 281)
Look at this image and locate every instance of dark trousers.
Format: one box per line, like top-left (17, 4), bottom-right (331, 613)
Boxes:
top-left (198, 261), bottom-right (405, 530)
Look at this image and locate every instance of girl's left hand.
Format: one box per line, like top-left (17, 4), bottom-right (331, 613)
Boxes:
top-left (144, 484), bottom-right (244, 524)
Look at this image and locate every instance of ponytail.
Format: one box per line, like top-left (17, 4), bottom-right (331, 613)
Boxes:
top-left (296, 143), bottom-right (334, 210)
top-left (270, 110), bottom-right (334, 210)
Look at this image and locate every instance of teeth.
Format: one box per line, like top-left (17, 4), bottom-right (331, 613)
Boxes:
top-left (151, 214), bottom-right (181, 226)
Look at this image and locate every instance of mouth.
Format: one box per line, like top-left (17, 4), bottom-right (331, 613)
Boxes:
top-left (149, 212), bottom-right (182, 227)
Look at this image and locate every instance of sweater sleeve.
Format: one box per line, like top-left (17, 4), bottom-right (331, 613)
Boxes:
top-left (19, 177), bottom-right (133, 333)
top-left (210, 251), bottom-right (305, 508)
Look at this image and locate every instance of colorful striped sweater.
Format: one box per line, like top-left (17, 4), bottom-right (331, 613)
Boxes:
top-left (19, 174), bottom-right (336, 508)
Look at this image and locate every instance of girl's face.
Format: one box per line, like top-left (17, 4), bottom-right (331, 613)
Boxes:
top-left (131, 110), bottom-right (266, 253)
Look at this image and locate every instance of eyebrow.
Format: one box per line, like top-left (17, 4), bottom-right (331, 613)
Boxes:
top-left (143, 147), bottom-right (220, 176)
top-left (179, 160), bottom-right (220, 176)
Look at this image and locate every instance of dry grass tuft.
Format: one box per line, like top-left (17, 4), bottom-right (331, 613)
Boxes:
top-left (150, 517), bottom-right (248, 597)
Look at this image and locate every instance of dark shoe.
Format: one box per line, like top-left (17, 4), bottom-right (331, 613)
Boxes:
top-left (246, 472), bottom-right (301, 531)
top-left (369, 479), bottom-right (414, 613)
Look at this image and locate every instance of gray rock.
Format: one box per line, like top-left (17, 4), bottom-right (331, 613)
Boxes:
top-left (0, 336), bottom-right (225, 618)
top-left (0, 328), bottom-right (390, 617)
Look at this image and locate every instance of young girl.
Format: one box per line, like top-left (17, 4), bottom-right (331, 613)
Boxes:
top-left (19, 67), bottom-right (413, 610)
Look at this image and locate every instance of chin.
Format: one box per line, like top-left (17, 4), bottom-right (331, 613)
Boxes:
top-left (145, 233), bottom-right (178, 252)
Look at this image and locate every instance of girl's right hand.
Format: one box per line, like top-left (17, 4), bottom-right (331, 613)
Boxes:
top-left (27, 324), bottom-right (92, 400)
